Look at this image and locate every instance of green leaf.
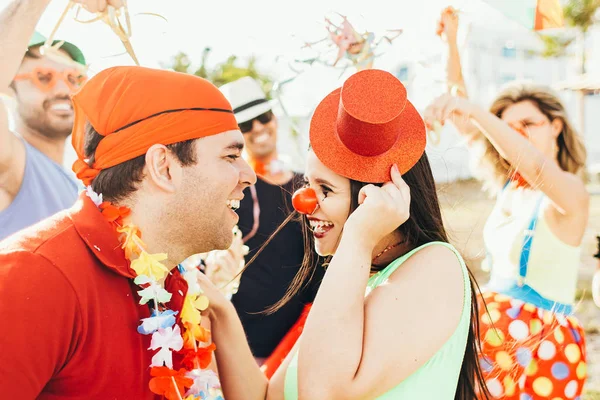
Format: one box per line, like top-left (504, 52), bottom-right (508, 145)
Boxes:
top-left (163, 50), bottom-right (274, 99)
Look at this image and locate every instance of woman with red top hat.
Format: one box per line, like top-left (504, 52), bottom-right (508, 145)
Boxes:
top-left (196, 68), bottom-right (490, 399)
top-left (424, 8), bottom-right (589, 399)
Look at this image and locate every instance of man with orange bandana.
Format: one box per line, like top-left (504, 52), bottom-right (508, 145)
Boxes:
top-left (0, 66), bottom-right (256, 399)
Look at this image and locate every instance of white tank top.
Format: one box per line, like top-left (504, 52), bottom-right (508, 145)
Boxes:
top-left (483, 186), bottom-right (581, 304)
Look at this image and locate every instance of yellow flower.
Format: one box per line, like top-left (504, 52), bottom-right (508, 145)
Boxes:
top-left (194, 295), bottom-right (209, 311)
top-left (181, 295), bottom-right (202, 325)
top-left (117, 224), bottom-right (145, 259)
top-left (131, 251), bottom-right (169, 281)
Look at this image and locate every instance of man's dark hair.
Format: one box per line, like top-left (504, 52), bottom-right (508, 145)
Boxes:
top-left (84, 123), bottom-right (197, 202)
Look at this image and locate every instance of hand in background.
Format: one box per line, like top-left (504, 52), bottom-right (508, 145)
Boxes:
top-left (203, 226), bottom-right (249, 300)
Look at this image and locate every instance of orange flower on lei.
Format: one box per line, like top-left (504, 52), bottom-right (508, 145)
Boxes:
top-left (181, 343), bottom-right (217, 370)
top-left (148, 367), bottom-right (194, 400)
top-left (183, 323), bottom-right (211, 349)
top-left (92, 192), bottom-right (222, 399)
top-left (99, 201), bottom-right (130, 225)
top-left (117, 224), bottom-right (145, 258)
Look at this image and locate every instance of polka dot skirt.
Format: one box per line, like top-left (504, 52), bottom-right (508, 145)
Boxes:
top-left (477, 291), bottom-right (586, 399)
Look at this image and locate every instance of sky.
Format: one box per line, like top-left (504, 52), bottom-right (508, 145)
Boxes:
top-left (0, 0), bottom-right (519, 113)
top-left (1, 0), bottom-right (549, 181)
top-left (29, 0), bottom-right (476, 69)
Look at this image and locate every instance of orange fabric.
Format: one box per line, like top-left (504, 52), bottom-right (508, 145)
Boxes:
top-left (262, 303), bottom-right (312, 379)
top-left (248, 158), bottom-right (268, 177)
top-left (71, 66), bottom-right (239, 185)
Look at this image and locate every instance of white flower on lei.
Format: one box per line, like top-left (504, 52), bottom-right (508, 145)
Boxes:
top-left (186, 369), bottom-right (221, 396)
top-left (149, 325), bottom-right (184, 369)
top-left (85, 186), bottom-right (103, 207)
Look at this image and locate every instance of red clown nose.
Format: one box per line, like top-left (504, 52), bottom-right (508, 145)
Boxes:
top-left (292, 187), bottom-right (319, 215)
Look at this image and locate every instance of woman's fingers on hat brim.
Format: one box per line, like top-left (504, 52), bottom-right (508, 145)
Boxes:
top-left (383, 175), bottom-right (409, 206)
top-left (390, 164), bottom-right (405, 187)
top-left (358, 184), bottom-right (381, 205)
top-left (382, 182), bottom-right (401, 203)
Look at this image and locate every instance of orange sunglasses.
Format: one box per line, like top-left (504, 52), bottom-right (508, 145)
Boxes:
top-left (13, 67), bottom-right (88, 93)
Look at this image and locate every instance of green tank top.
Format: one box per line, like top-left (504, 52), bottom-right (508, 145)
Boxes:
top-left (283, 242), bottom-right (471, 399)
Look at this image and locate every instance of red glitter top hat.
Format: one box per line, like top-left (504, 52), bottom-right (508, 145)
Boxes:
top-left (309, 69), bottom-right (426, 183)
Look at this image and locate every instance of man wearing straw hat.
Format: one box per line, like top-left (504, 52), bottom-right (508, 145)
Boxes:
top-left (0, 0), bottom-right (120, 240)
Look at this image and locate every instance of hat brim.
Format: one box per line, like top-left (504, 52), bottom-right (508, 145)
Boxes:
top-left (309, 88), bottom-right (426, 183)
top-left (28, 36), bottom-right (86, 66)
top-left (235, 102), bottom-right (273, 124)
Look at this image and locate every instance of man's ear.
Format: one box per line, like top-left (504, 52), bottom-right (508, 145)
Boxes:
top-left (144, 144), bottom-right (181, 193)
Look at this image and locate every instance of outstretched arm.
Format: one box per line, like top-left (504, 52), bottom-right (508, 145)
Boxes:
top-left (0, 0), bottom-right (50, 174)
top-left (424, 96), bottom-right (589, 218)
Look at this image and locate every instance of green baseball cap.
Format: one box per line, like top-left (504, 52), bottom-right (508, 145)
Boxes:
top-left (28, 31), bottom-right (86, 66)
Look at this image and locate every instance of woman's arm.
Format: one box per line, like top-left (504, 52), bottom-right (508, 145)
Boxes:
top-left (424, 97), bottom-right (589, 217)
top-left (297, 238), bottom-right (466, 399)
top-left (296, 229), bottom-right (373, 399)
top-left (439, 8), bottom-right (467, 98)
top-left (294, 170), bottom-right (411, 399)
top-left (196, 274), bottom-right (268, 400)
top-left (435, 7), bottom-right (482, 140)
top-left (470, 104), bottom-right (588, 217)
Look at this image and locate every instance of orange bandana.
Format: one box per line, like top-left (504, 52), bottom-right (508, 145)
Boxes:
top-left (71, 66), bottom-right (239, 185)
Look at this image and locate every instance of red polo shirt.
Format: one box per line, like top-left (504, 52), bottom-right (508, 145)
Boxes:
top-left (0, 193), bottom-right (190, 399)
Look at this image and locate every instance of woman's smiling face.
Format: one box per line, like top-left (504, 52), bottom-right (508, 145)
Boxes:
top-left (303, 150), bottom-right (352, 256)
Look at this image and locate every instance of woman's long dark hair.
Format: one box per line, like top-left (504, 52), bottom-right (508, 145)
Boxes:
top-left (247, 153), bottom-right (490, 399)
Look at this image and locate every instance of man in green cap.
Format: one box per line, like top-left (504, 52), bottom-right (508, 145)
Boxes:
top-left (0, 0), bottom-right (121, 240)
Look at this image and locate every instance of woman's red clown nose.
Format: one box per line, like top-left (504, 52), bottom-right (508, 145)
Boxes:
top-left (292, 187), bottom-right (319, 215)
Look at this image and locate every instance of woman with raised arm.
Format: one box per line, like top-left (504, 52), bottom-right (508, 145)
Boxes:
top-left (423, 8), bottom-right (589, 399)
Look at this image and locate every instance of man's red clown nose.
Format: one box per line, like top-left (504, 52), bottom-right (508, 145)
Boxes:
top-left (292, 187), bottom-right (319, 215)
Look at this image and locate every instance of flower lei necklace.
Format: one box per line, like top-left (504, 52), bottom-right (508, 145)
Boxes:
top-left (86, 187), bottom-right (223, 400)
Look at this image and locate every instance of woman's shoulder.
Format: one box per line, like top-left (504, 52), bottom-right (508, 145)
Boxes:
top-left (384, 242), bottom-right (468, 310)
top-left (361, 242), bottom-right (470, 391)
top-left (404, 241), bottom-right (464, 273)
top-left (402, 241), bottom-right (464, 267)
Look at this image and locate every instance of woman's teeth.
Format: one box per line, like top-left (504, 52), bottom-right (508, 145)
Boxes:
top-left (309, 220), bottom-right (333, 233)
top-left (226, 199), bottom-right (240, 210)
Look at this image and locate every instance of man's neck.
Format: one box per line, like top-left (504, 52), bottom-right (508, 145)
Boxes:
top-left (125, 208), bottom-right (185, 272)
top-left (16, 120), bottom-right (65, 165)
